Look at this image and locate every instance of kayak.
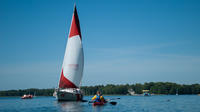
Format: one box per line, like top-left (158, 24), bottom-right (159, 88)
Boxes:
top-left (93, 102), bottom-right (105, 106)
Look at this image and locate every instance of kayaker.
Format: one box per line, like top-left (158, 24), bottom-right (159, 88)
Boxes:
top-left (92, 91), bottom-right (105, 103)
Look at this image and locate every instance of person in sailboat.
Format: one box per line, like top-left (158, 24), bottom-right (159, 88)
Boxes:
top-left (92, 91), bottom-right (106, 103)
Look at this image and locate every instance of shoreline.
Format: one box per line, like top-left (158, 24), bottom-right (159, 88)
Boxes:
top-left (1, 82), bottom-right (200, 96)
top-left (1, 94), bottom-right (200, 97)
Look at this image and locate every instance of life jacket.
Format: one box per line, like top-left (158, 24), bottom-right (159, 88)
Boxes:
top-left (95, 95), bottom-right (101, 102)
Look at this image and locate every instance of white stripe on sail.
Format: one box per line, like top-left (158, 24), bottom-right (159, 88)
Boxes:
top-left (62, 35), bottom-right (84, 87)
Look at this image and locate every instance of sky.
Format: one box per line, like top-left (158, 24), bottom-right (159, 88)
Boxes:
top-left (0, 0), bottom-right (200, 90)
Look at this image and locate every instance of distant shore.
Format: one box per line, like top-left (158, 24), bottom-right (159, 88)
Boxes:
top-left (0, 82), bottom-right (200, 96)
top-left (1, 94), bottom-right (200, 97)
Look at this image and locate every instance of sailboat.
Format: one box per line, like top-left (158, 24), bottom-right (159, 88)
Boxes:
top-left (54, 5), bottom-right (84, 101)
top-left (176, 88), bottom-right (178, 95)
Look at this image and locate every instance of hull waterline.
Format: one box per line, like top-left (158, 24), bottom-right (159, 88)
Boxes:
top-left (55, 88), bottom-right (83, 101)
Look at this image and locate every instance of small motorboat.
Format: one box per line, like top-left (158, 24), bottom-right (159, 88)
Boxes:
top-left (21, 94), bottom-right (33, 99)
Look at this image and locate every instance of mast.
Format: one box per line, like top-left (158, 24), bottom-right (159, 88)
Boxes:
top-left (59, 5), bottom-right (84, 89)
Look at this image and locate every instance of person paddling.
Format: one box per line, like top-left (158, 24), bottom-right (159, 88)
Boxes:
top-left (92, 91), bottom-right (106, 103)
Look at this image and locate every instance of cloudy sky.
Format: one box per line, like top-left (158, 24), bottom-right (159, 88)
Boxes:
top-left (0, 0), bottom-right (200, 90)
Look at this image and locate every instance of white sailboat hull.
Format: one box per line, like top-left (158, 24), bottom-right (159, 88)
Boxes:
top-left (55, 88), bottom-right (83, 101)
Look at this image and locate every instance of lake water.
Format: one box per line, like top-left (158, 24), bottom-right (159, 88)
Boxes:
top-left (0, 95), bottom-right (200, 112)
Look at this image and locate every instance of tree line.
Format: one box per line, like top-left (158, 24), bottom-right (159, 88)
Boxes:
top-left (0, 82), bottom-right (200, 96)
top-left (81, 82), bottom-right (200, 95)
top-left (0, 88), bottom-right (54, 97)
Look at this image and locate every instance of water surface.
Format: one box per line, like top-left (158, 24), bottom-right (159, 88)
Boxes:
top-left (0, 95), bottom-right (200, 112)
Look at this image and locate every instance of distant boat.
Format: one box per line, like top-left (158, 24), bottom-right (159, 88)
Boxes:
top-left (142, 90), bottom-right (151, 96)
top-left (21, 94), bottom-right (33, 99)
top-left (128, 89), bottom-right (136, 95)
top-left (54, 5), bottom-right (84, 101)
top-left (176, 89), bottom-right (178, 95)
top-left (34, 92), bottom-right (36, 97)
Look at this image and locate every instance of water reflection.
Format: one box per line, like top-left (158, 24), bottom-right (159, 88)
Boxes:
top-left (92, 105), bottom-right (104, 112)
top-left (54, 100), bottom-right (106, 112)
top-left (55, 101), bottom-right (83, 112)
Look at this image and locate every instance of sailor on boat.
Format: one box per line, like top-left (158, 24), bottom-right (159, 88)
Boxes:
top-left (92, 91), bottom-right (106, 103)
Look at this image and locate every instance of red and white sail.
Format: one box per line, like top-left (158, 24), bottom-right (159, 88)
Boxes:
top-left (59, 6), bottom-right (84, 88)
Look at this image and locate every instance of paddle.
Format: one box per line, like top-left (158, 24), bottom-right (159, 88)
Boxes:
top-left (88, 100), bottom-right (118, 105)
top-left (88, 101), bottom-right (117, 105)
top-left (105, 98), bottom-right (120, 105)
top-left (81, 100), bottom-right (88, 102)
top-left (88, 101), bottom-right (94, 103)
top-left (106, 98), bottom-right (120, 101)
top-left (87, 97), bottom-right (120, 105)
top-left (109, 101), bottom-right (117, 105)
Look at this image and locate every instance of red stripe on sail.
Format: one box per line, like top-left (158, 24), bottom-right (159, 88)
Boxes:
top-left (69, 6), bottom-right (82, 39)
top-left (59, 69), bottom-right (77, 88)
